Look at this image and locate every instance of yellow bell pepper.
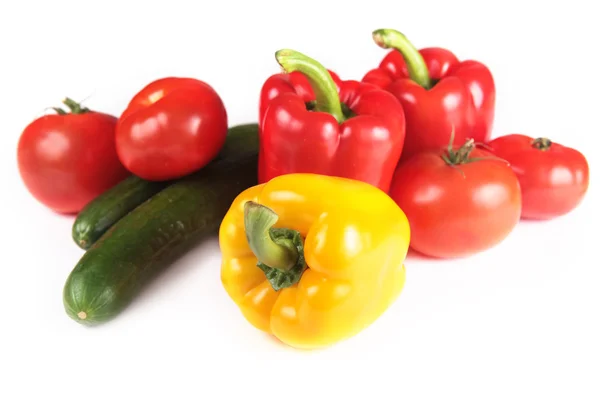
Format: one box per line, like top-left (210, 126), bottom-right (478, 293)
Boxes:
top-left (219, 173), bottom-right (410, 349)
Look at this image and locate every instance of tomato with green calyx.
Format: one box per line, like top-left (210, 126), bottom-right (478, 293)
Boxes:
top-left (389, 134), bottom-right (522, 259)
top-left (17, 98), bottom-right (129, 214)
top-left (487, 134), bottom-right (589, 220)
top-left (115, 77), bottom-right (228, 181)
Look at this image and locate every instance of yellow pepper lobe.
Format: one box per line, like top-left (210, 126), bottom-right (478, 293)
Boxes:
top-left (219, 173), bottom-right (410, 349)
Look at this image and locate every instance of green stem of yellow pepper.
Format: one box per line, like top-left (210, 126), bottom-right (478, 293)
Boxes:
top-left (244, 201), bottom-right (307, 291)
top-left (244, 201), bottom-right (298, 271)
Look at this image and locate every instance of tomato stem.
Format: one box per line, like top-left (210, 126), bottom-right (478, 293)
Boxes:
top-left (52, 107), bottom-right (67, 115)
top-left (62, 97), bottom-right (90, 114)
top-left (442, 128), bottom-right (476, 166)
top-left (442, 127), bottom-right (472, 163)
top-left (455, 139), bottom-right (476, 161)
top-left (532, 137), bottom-right (552, 151)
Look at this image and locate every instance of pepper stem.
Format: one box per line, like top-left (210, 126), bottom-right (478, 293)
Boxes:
top-left (532, 137), bottom-right (552, 151)
top-left (244, 201), bottom-right (309, 291)
top-left (244, 201), bottom-right (298, 272)
top-left (372, 29), bottom-right (433, 90)
top-left (275, 49), bottom-right (345, 123)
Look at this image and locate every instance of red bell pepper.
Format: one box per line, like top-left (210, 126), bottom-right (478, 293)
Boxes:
top-left (363, 29), bottom-right (495, 161)
top-left (258, 49), bottom-right (406, 193)
top-left (259, 69), bottom-right (342, 128)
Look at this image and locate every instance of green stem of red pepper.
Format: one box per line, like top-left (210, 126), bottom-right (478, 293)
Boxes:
top-left (372, 28), bottom-right (433, 90)
top-left (275, 49), bottom-right (345, 123)
top-left (244, 201), bottom-right (308, 291)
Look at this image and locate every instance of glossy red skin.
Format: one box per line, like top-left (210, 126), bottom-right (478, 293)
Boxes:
top-left (116, 77), bottom-right (228, 181)
top-left (17, 112), bottom-right (129, 214)
top-left (258, 70), bottom-right (342, 127)
top-left (389, 147), bottom-right (522, 259)
top-left (487, 134), bottom-right (590, 220)
top-left (363, 48), bottom-right (495, 161)
top-left (259, 74), bottom-right (406, 193)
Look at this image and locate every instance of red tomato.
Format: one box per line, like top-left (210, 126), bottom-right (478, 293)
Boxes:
top-left (17, 98), bottom-right (129, 214)
top-left (389, 139), bottom-right (522, 259)
top-left (487, 134), bottom-right (589, 220)
top-left (116, 77), bottom-right (228, 181)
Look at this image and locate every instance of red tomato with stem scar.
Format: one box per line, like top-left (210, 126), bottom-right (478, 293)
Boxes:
top-left (487, 134), bottom-right (589, 220)
top-left (17, 98), bottom-right (129, 214)
top-left (389, 135), bottom-right (522, 259)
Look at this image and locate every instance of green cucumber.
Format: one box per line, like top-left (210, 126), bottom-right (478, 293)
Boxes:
top-left (63, 123), bottom-right (259, 325)
top-left (72, 175), bottom-right (170, 250)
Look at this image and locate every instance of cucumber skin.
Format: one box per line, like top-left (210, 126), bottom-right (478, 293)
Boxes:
top-left (72, 175), bottom-right (170, 250)
top-left (71, 123), bottom-right (260, 250)
top-left (63, 124), bottom-right (259, 325)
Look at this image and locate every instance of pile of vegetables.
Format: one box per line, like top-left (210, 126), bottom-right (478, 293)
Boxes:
top-left (16, 28), bottom-right (590, 350)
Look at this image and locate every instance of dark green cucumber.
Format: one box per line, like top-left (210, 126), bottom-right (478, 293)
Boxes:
top-left (71, 123), bottom-right (260, 250)
top-left (72, 175), bottom-right (170, 250)
top-left (63, 123), bottom-right (259, 325)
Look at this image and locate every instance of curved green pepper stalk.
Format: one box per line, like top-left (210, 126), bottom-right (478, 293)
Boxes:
top-left (244, 201), bottom-right (308, 291)
top-left (275, 49), bottom-right (345, 123)
top-left (372, 28), bottom-right (433, 90)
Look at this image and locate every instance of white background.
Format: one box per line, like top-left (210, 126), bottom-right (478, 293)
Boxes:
top-left (1, 1), bottom-right (598, 399)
